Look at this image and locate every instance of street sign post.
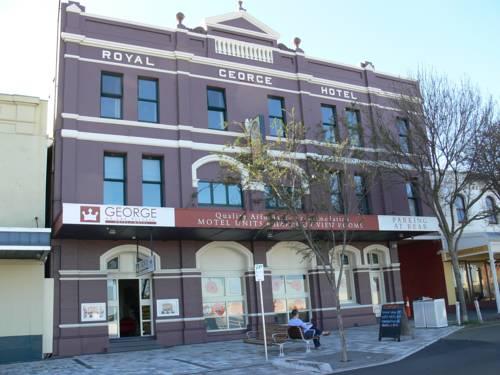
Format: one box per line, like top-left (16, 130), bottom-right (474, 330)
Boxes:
top-left (254, 263), bottom-right (268, 361)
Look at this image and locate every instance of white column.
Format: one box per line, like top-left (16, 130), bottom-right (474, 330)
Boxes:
top-left (487, 243), bottom-right (500, 313)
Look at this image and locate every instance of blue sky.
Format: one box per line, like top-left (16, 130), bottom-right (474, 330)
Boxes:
top-left (0, 0), bottom-right (498, 101)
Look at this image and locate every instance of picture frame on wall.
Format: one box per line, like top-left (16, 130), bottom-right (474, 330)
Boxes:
top-left (81, 302), bottom-right (106, 322)
top-left (157, 299), bottom-right (180, 317)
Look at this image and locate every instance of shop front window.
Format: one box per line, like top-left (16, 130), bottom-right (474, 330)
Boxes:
top-left (272, 274), bottom-right (310, 323)
top-left (202, 277), bottom-right (246, 330)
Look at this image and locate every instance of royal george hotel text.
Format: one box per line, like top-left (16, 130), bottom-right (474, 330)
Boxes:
top-left (49, 2), bottom-right (440, 356)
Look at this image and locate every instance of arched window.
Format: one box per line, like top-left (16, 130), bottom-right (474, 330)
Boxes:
top-left (486, 196), bottom-right (498, 224)
top-left (454, 195), bottom-right (467, 223)
top-left (365, 248), bottom-right (387, 309)
top-left (337, 253), bottom-right (355, 303)
top-left (267, 242), bottom-right (312, 323)
top-left (197, 242), bottom-right (251, 331)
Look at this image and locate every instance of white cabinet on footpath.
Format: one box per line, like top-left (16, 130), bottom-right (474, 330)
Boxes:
top-left (413, 298), bottom-right (448, 328)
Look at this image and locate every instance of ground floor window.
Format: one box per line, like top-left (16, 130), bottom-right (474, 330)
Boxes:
top-left (201, 276), bottom-right (246, 330)
top-left (459, 260), bottom-right (499, 304)
top-left (272, 274), bottom-right (310, 323)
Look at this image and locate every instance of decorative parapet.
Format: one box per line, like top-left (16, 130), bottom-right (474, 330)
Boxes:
top-left (214, 36), bottom-right (274, 63)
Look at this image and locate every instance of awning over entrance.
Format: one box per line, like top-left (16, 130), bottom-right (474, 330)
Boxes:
top-left (0, 228), bottom-right (51, 259)
top-left (53, 203), bottom-right (440, 242)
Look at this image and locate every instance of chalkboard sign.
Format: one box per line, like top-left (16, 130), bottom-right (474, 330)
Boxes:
top-left (378, 304), bottom-right (404, 341)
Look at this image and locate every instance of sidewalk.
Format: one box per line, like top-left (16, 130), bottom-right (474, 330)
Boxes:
top-left (0, 324), bottom-right (460, 375)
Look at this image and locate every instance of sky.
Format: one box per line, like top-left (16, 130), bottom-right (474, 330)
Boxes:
top-left (0, 0), bottom-right (499, 104)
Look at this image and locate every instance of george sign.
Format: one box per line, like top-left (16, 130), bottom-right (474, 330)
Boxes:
top-left (378, 304), bottom-right (404, 341)
top-left (218, 68), bottom-right (272, 86)
top-left (81, 302), bottom-right (106, 322)
top-left (136, 256), bottom-right (155, 276)
top-left (63, 203), bottom-right (175, 227)
top-left (378, 215), bottom-right (439, 232)
top-left (255, 264), bottom-right (265, 282)
top-left (157, 299), bottom-right (180, 317)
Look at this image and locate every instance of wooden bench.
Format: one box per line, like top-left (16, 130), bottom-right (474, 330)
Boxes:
top-left (244, 324), bottom-right (319, 357)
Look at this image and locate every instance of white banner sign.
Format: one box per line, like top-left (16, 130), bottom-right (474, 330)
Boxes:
top-left (255, 264), bottom-right (265, 282)
top-left (377, 216), bottom-right (439, 232)
top-left (63, 203), bottom-right (175, 227)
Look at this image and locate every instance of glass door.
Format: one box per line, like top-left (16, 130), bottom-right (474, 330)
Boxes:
top-left (107, 279), bottom-right (120, 338)
top-left (139, 278), bottom-right (153, 336)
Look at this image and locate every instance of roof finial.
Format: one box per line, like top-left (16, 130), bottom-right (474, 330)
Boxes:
top-left (176, 12), bottom-right (186, 29)
top-left (238, 1), bottom-right (246, 11)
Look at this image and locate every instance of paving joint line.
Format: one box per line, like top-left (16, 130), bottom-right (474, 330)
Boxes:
top-left (173, 358), bottom-right (214, 370)
top-left (73, 358), bottom-right (94, 369)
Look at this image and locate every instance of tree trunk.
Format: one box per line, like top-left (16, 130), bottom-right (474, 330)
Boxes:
top-left (335, 294), bottom-right (348, 362)
top-left (446, 235), bottom-right (469, 322)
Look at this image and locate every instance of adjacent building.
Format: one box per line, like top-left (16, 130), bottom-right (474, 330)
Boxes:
top-left (50, 2), bottom-right (439, 356)
top-left (0, 93), bottom-right (52, 363)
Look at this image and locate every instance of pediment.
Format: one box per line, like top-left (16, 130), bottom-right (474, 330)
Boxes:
top-left (205, 11), bottom-right (280, 40)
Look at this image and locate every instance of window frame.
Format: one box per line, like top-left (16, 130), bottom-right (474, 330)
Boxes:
top-left (103, 153), bottom-right (127, 205)
top-left (397, 118), bottom-right (411, 153)
top-left (321, 104), bottom-right (339, 143)
top-left (100, 72), bottom-right (123, 119)
top-left (406, 181), bottom-right (420, 216)
top-left (265, 185), bottom-right (302, 210)
top-left (336, 253), bottom-right (356, 304)
top-left (454, 195), bottom-right (467, 223)
top-left (271, 274), bottom-right (311, 323)
top-left (142, 156), bottom-right (163, 207)
top-left (268, 96), bottom-right (287, 137)
top-left (197, 180), bottom-right (243, 207)
top-left (354, 174), bottom-right (370, 214)
top-left (345, 108), bottom-right (364, 147)
top-left (207, 87), bottom-right (227, 130)
top-left (485, 196), bottom-right (498, 224)
top-left (137, 77), bottom-right (159, 123)
top-left (330, 173), bottom-right (344, 213)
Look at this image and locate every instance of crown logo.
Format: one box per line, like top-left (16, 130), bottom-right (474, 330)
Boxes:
top-left (80, 206), bottom-right (100, 223)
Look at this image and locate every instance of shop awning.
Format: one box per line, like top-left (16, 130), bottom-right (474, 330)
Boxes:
top-left (0, 228), bottom-right (51, 259)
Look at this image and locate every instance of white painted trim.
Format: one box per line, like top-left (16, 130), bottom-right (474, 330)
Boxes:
top-left (71, 10), bottom-right (414, 82)
top-left (196, 241), bottom-right (254, 270)
top-left (156, 317), bottom-right (204, 323)
top-left (191, 154), bottom-right (250, 189)
top-left (0, 227), bottom-right (51, 232)
top-left (153, 268), bottom-right (200, 274)
top-left (59, 270), bottom-right (106, 275)
top-left (153, 275), bottom-right (201, 279)
top-left (60, 33), bottom-right (412, 100)
top-left (59, 322), bottom-right (108, 328)
top-left (205, 11), bottom-right (280, 39)
top-left (62, 112), bottom-right (242, 137)
top-left (206, 22), bottom-right (277, 40)
top-left (0, 246), bottom-right (51, 251)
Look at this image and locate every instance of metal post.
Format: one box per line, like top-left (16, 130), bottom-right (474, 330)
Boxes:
top-left (487, 244), bottom-right (500, 314)
top-left (259, 280), bottom-right (268, 361)
top-left (455, 302), bottom-right (461, 326)
top-left (474, 299), bottom-right (483, 323)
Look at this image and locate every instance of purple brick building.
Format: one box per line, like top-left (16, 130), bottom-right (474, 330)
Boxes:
top-left (50, 1), bottom-right (439, 356)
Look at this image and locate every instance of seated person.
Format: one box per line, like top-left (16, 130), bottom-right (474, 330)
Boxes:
top-left (287, 309), bottom-right (329, 348)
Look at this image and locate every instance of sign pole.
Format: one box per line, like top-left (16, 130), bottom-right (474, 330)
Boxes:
top-left (254, 264), bottom-right (268, 361)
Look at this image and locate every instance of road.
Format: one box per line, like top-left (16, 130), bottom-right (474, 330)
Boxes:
top-left (343, 322), bottom-right (500, 375)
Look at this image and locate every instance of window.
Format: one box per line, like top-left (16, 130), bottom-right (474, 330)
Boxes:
top-left (100, 73), bottom-right (122, 119)
top-left (406, 182), bottom-right (420, 216)
top-left (337, 253), bottom-right (355, 302)
top-left (321, 105), bottom-right (338, 142)
top-left (265, 186), bottom-right (302, 209)
top-left (346, 109), bottom-right (363, 147)
top-left (207, 88), bottom-right (227, 130)
top-left (397, 118), bottom-right (410, 153)
top-left (330, 173), bottom-right (343, 213)
top-left (142, 157), bottom-right (163, 207)
top-left (138, 78), bottom-right (158, 122)
top-left (107, 257), bottom-right (119, 270)
top-left (354, 175), bottom-right (370, 214)
top-left (454, 195), bottom-right (467, 223)
top-left (197, 181), bottom-right (243, 207)
top-left (104, 154), bottom-right (126, 204)
top-left (367, 252), bottom-right (379, 265)
top-left (202, 277), bottom-right (246, 330)
top-left (486, 196), bottom-right (498, 224)
top-left (272, 274), bottom-right (310, 323)
top-left (268, 96), bottom-right (286, 137)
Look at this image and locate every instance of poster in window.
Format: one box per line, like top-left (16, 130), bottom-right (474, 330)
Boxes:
top-left (202, 277), bottom-right (225, 297)
top-left (81, 302), bottom-right (106, 322)
top-left (272, 276), bottom-right (285, 295)
top-left (286, 275), bottom-right (305, 295)
top-left (287, 298), bottom-right (307, 311)
top-left (157, 299), bottom-right (179, 317)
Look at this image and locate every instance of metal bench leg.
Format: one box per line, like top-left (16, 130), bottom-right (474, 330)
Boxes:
top-left (306, 341), bottom-right (311, 353)
top-left (279, 344), bottom-right (284, 357)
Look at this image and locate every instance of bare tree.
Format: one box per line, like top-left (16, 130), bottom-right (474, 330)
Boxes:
top-left (373, 69), bottom-right (497, 322)
top-left (473, 118), bottom-right (500, 199)
top-left (218, 109), bottom-right (379, 362)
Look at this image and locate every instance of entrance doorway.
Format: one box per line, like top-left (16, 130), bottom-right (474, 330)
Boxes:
top-left (107, 278), bottom-right (153, 339)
